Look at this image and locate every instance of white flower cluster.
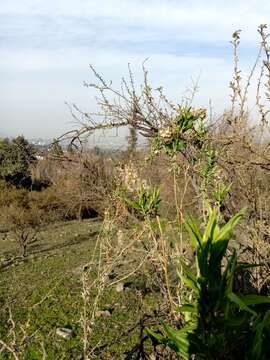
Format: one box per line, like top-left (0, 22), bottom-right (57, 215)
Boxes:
top-left (119, 162), bottom-right (140, 192)
top-left (193, 108), bottom-right (207, 120)
top-left (119, 162), bottom-right (149, 193)
top-left (159, 126), bottom-right (174, 144)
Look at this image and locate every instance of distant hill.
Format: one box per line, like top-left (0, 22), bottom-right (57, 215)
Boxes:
top-left (0, 133), bottom-right (9, 139)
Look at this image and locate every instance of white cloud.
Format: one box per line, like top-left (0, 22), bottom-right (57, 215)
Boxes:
top-left (1, 0), bottom-right (269, 43)
top-left (1, 0), bottom-right (269, 138)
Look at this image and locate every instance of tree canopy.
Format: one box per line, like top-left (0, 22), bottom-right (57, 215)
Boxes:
top-left (0, 136), bottom-right (36, 187)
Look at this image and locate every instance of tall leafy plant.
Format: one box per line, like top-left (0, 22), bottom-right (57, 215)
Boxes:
top-left (147, 207), bottom-right (270, 359)
top-left (122, 184), bottom-right (161, 219)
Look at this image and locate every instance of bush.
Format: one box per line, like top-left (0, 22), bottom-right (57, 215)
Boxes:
top-left (3, 203), bottom-right (41, 258)
top-left (0, 136), bottom-right (36, 188)
top-left (0, 181), bottom-right (29, 208)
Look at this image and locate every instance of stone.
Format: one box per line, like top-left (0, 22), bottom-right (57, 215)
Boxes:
top-left (56, 327), bottom-right (73, 339)
top-left (96, 310), bottom-right (111, 318)
top-left (115, 282), bottom-right (124, 292)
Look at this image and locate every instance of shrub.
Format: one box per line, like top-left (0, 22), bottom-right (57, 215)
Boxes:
top-left (0, 136), bottom-right (36, 188)
top-left (0, 181), bottom-right (29, 208)
top-left (3, 204), bottom-right (41, 258)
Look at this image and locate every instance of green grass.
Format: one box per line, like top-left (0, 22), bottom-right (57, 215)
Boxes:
top-left (0, 219), bottom-right (160, 359)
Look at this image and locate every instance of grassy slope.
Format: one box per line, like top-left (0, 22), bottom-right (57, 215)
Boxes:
top-left (0, 220), bottom-right (158, 359)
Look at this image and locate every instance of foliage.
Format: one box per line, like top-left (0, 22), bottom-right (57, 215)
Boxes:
top-left (0, 183), bottom-right (62, 257)
top-left (121, 184), bottom-right (161, 219)
top-left (49, 138), bottom-right (64, 157)
top-left (201, 147), bottom-right (217, 187)
top-left (0, 136), bottom-right (36, 187)
top-left (147, 207), bottom-right (270, 359)
top-left (0, 181), bottom-right (29, 208)
top-left (3, 203), bottom-right (42, 257)
top-left (213, 182), bottom-right (232, 206)
top-left (153, 107), bottom-right (207, 157)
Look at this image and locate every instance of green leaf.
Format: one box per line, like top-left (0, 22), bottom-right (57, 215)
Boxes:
top-left (239, 294), bottom-right (270, 306)
top-left (210, 239), bottom-right (229, 269)
top-left (223, 313), bottom-right (248, 327)
top-left (216, 209), bottom-right (244, 242)
top-left (181, 262), bottom-right (200, 293)
top-left (222, 250), bottom-right (237, 294)
top-left (123, 196), bottom-right (140, 211)
top-left (185, 216), bottom-right (202, 249)
top-left (251, 326), bottom-right (264, 360)
top-left (251, 311), bottom-right (270, 360)
top-left (214, 182), bottom-right (232, 203)
top-left (196, 236), bottom-right (212, 277)
top-left (145, 328), bottom-right (166, 344)
top-left (235, 262), bottom-right (263, 271)
top-left (178, 304), bottom-right (198, 313)
top-left (162, 322), bottom-right (191, 359)
top-left (202, 206), bottom-right (217, 243)
top-left (182, 274), bottom-right (199, 293)
top-left (228, 292), bottom-right (257, 316)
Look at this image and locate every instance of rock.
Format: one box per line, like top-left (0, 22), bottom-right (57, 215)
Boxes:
top-left (104, 304), bottom-right (114, 313)
top-left (115, 282), bottom-right (124, 292)
top-left (56, 327), bottom-right (73, 339)
top-left (96, 310), bottom-right (111, 318)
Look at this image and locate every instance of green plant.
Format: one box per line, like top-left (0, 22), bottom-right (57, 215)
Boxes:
top-left (122, 185), bottom-right (161, 219)
top-left (0, 136), bottom-right (36, 188)
top-left (147, 207), bottom-right (270, 359)
top-left (153, 107), bottom-right (207, 157)
top-left (213, 182), bottom-right (232, 207)
top-left (0, 182), bottom-right (29, 208)
top-left (201, 148), bottom-right (217, 188)
top-left (50, 138), bottom-right (64, 157)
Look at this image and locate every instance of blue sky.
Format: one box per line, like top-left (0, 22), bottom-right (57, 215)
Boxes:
top-left (1, 0), bottom-right (269, 144)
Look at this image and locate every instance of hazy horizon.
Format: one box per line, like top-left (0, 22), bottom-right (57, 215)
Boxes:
top-left (1, 0), bottom-right (270, 146)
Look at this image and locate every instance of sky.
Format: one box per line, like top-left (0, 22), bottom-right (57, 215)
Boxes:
top-left (1, 0), bottom-right (269, 145)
